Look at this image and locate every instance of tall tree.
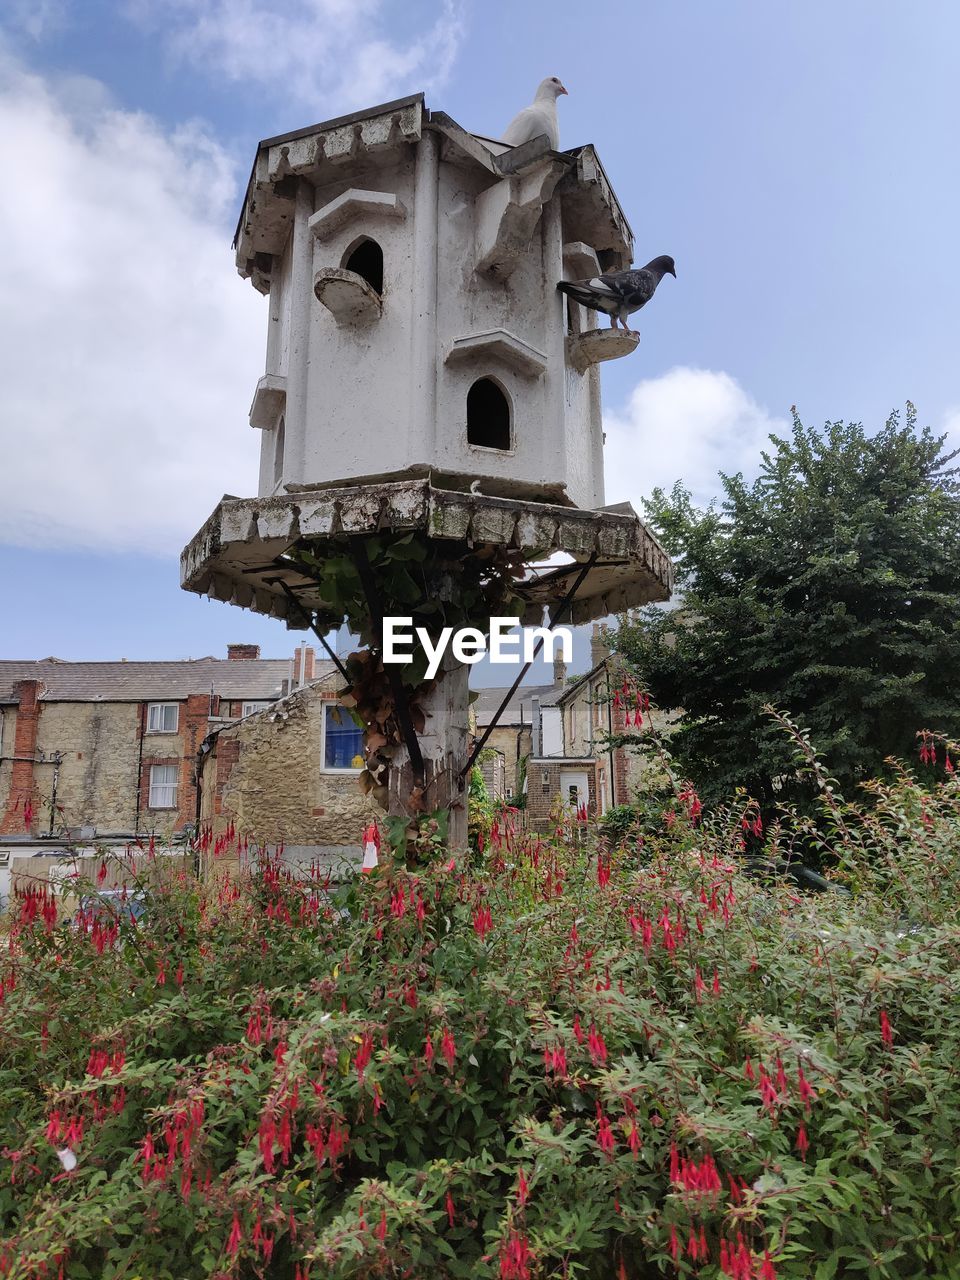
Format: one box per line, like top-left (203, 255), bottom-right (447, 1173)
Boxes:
top-left (616, 405), bottom-right (960, 804)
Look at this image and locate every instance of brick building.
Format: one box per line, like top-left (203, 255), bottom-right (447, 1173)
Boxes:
top-left (0, 643), bottom-right (326, 844)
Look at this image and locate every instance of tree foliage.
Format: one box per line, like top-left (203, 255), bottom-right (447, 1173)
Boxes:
top-left (616, 405), bottom-right (960, 805)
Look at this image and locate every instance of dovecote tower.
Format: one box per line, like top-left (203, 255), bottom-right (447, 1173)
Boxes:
top-left (236, 93), bottom-right (637, 510)
top-left (184, 94), bottom-right (671, 853)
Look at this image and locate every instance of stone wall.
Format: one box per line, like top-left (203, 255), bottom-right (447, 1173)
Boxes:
top-left (200, 678), bottom-right (379, 858)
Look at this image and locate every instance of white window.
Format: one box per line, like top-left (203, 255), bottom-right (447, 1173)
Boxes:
top-left (241, 701), bottom-right (270, 717)
top-left (147, 703), bottom-right (179, 733)
top-left (148, 764), bottom-right (178, 809)
top-left (321, 703), bottom-right (364, 772)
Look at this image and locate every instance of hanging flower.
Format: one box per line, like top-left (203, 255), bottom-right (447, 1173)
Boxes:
top-left (441, 1026), bottom-right (456, 1071)
top-left (226, 1212), bottom-right (243, 1256)
top-left (880, 1009), bottom-right (894, 1047)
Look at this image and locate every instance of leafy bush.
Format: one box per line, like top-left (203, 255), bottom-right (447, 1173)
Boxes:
top-left (2, 732), bottom-right (960, 1279)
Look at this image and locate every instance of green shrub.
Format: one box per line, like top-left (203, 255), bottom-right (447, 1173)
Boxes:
top-left (1, 730), bottom-right (959, 1279)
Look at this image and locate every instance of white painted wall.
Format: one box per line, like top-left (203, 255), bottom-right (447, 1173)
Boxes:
top-left (246, 105), bottom-right (633, 511)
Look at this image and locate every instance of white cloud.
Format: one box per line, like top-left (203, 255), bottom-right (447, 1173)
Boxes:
top-left (603, 366), bottom-right (787, 513)
top-left (0, 49), bottom-right (265, 554)
top-left (125, 0), bottom-right (465, 112)
top-left (4, 0), bottom-right (68, 41)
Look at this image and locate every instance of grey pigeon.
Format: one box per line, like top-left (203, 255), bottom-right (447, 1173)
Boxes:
top-left (501, 77), bottom-right (568, 150)
top-left (557, 255), bottom-right (677, 331)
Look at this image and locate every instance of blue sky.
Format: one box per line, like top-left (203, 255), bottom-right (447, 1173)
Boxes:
top-left (1, 0), bottom-right (957, 675)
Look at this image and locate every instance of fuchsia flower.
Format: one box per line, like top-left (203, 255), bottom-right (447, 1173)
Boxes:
top-left (472, 904), bottom-right (493, 940)
top-left (354, 1032), bottom-right (374, 1082)
top-left (795, 1122), bottom-right (809, 1160)
top-left (226, 1212), bottom-right (243, 1255)
top-left (587, 1023), bottom-right (607, 1064)
top-left (499, 1229), bottom-right (532, 1279)
top-left (880, 1009), bottom-right (894, 1047)
top-left (441, 1026), bottom-right (456, 1071)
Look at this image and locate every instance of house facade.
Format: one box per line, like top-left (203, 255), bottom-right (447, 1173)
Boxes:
top-left (474, 625), bottom-right (669, 830)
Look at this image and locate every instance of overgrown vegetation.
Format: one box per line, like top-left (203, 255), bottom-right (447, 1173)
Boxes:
top-left (2, 721), bottom-right (959, 1279)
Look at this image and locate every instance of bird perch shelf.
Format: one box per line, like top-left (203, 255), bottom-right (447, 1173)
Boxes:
top-left (566, 327), bottom-right (639, 375)
top-left (313, 268), bottom-right (382, 325)
top-left (308, 189), bottom-right (406, 241)
top-left (248, 374), bottom-right (287, 429)
top-left (445, 330), bottom-right (548, 379)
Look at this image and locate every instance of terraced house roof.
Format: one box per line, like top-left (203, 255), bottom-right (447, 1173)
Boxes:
top-left (0, 657), bottom-right (335, 704)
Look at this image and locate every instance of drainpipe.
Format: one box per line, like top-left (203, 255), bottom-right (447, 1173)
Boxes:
top-left (605, 667), bottom-right (616, 808)
top-left (48, 752), bottom-right (62, 836)
top-left (134, 703), bottom-right (146, 835)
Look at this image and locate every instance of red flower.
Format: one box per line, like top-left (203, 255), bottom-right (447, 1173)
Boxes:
top-left (795, 1122), bottom-right (809, 1160)
top-left (587, 1023), bottom-right (607, 1065)
top-left (441, 1026), bottom-right (456, 1071)
top-left (517, 1168), bottom-right (530, 1206)
top-left (499, 1230), bottom-right (532, 1279)
top-left (446, 1190), bottom-right (456, 1227)
top-left (667, 1223), bottom-right (679, 1261)
top-left (354, 1032), bottom-right (374, 1082)
top-left (761, 1251), bottom-right (777, 1280)
top-left (880, 1009), bottom-right (894, 1047)
top-left (226, 1212), bottom-right (243, 1255)
top-left (596, 1105), bottom-right (615, 1156)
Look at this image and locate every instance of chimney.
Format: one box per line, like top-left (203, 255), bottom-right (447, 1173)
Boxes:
top-left (553, 653), bottom-right (567, 686)
top-left (530, 695), bottom-right (542, 756)
top-left (291, 644), bottom-right (316, 688)
top-left (227, 644), bottom-right (260, 660)
top-left (590, 623), bottom-right (611, 669)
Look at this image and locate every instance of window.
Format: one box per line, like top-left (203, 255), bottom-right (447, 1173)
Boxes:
top-left (241, 701), bottom-right (270, 717)
top-left (147, 703), bottom-right (179, 733)
top-left (148, 764), bottom-right (178, 809)
top-left (343, 238), bottom-right (383, 294)
top-left (322, 703), bottom-right (364, 771)
top-left (467, 378), bottom-right (511, 451)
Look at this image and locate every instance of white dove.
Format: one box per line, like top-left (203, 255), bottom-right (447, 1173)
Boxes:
top-left (501, 77), bottom-right (568, 150)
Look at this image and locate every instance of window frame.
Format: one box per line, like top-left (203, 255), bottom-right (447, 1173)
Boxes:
top-left (148, 763), bottom-right (179, 810)
top-left (320, 702), bottom-right (364, 774)
top-left (146, 702), bottom-right (179, 734)
top-left (241, 701), bottom-right (270, 718)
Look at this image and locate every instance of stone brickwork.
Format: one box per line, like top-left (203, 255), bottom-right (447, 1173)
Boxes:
top-left (481, 725), bottom-right (532, 801)
top-left (199, 676), bottom-right (379, 855)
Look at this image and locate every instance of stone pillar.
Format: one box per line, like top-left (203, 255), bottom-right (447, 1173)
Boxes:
top-left (2, 680), bottom-right (43, 833)
top-left (285, 178), bottom-right (316, 484)
top-left (411, 127), bottom-right (439, 454)
top-left (387, 650), bottom-right (469, 850)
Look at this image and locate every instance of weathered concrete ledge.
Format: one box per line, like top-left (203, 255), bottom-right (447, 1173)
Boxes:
top-left (180, 480), bottom-right (672, 627)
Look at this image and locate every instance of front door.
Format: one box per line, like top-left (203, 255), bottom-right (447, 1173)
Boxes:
top-left (560, 770), bottom-right (590, 817)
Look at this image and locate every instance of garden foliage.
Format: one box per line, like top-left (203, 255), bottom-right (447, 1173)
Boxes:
top-left (617, 406), bottom-right (960, 804)
top-left (1, 726), bottom-right (960, 1279)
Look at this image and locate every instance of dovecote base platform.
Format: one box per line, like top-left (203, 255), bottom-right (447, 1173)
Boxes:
top-left (180, 479), bottom-right (673, 626)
